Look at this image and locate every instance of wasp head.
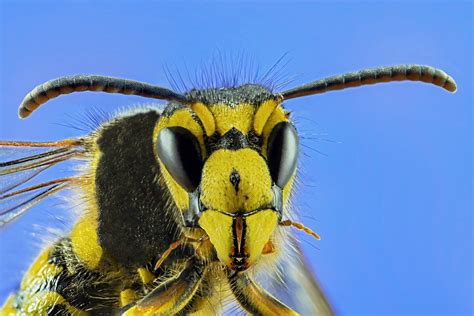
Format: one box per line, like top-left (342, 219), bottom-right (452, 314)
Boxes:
top-left (154, 85), bottom-right (298, 271)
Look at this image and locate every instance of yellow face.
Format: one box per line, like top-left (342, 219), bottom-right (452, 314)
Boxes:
top-left (154, 97), bottom-right (297, 271)
top-left (198, 148), bottom-right (278, 270)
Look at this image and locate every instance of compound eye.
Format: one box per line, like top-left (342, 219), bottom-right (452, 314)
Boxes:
top-left (267, 122), bottom-right (299, 188)
top-left (156, 127), bottom-right (203, 192)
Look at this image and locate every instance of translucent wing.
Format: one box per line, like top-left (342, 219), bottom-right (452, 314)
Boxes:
top-left (279, 241), bottom-right (334, 315)
top-left (0, 139), bottom-right (86, 226)
top-left (255, 234), bottom-right (335, 316)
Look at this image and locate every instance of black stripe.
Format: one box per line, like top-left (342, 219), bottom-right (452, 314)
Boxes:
top-left (234, 216), bottom-right (247, 255)
top-left (46, 238), bottom-right (120, 313)
top-left (185, 85), bottom-right (274, 108)
top-left (231, 216), bottom-right (248, 271)
top-left (216, 128), bottom-right (249, 151)
top-left (46, 304), bottom-right (72, 316)
top-left (205, 128), bottom-right (263, 155)
top-left (231, 217), bottom-right (239, 255)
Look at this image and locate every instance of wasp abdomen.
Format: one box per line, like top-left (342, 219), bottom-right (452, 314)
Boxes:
top-left (1, 238), bottom-right (122, 314)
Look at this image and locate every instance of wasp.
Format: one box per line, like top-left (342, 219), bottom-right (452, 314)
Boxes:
top-left (0, 64), bottom-right (456, 315)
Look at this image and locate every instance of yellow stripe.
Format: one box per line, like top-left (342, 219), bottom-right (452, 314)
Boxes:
top-left (191, 102), bottom-right (216, 136)
top-left (70, 147), bottom-right (104, 269)
top-left (254, 99), bottom-right (281, 135)
top-left (22, 292), bottom-right (88, 315)
top-left (20, 253), bottom-right (64, 296)
top-left (20, 248), bottom-right (54, 290)
top-left (0, 295), bottom-right (16, 315)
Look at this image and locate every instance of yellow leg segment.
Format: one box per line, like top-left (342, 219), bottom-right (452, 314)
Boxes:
top-left (122, 259), bottom-right (206, 316)
top-left (230, 273), bottom-right (299, 316)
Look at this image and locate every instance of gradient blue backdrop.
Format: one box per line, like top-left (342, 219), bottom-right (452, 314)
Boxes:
top-left (0, 1), bottom-right (471, 315)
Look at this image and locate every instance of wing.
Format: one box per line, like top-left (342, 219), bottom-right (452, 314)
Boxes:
top-left (0, 139), bottom-right (87, 226)
top-left (279, 239), bottom-right (334, 315)
top-left (255, 233), bottom-right (335, 316)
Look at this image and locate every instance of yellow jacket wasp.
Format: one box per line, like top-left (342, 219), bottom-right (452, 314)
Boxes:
top-left (0, 65), bottom-right (456, 315)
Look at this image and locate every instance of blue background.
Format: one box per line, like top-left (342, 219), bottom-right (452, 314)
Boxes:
top-left (0, 1), bottom-right (471, 315)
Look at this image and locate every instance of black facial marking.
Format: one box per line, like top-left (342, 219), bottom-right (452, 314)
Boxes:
top-left (247, 129), bottom-right (263, 150)
top-left (229, 169), bottom-right (241, 192)
top-left (231, 216), bottom-right (249, 271)
top-left (186, 84), bottom-right (274, 107)
top-left (216, 127), bottom-right (249, 150)
top-left (205, 128), bottom-right (263, 155)
top-left (160, 102), bottom-right (187, 117)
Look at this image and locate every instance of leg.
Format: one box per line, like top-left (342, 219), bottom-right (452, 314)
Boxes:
top-left (175, 278), bottom-right (216, 316)
top-left (176, 265), bottom-right (227, 316)
top-left (230, 273), bottom-right (299, 316)
top-left (122, 258), bottom-right (206, 316)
